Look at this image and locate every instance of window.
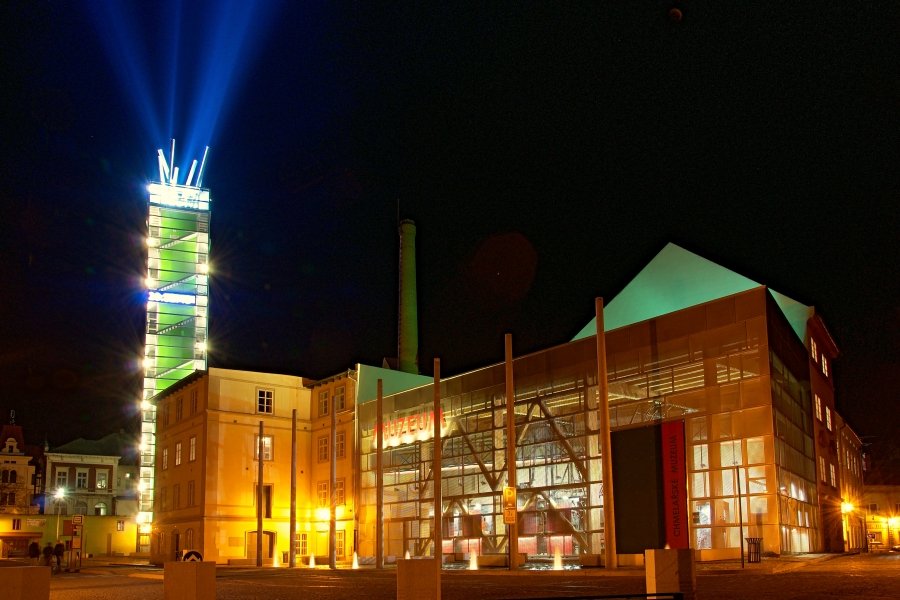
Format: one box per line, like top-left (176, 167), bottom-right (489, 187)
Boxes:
top-left (334, 386), bottom-right (345, 411)
top-left (55, 470), bottom-right (68, 489)
top-left (255, 435), bottom-right (274, 461)
top-left (173, 484), bottom-right (181, 509)
top-left (336, 431), bottom-right (346, 459)
top-left (255, 484), bottom-right (273, 518)
top-left (294, 532), bottom-right (308, 556)
top-left (162, 447), bottom-right (169, 470)
top-left (336, 530), bottom-right (345, 557)
top-left (318, 391), bottom-right (329, 417)
top-left (96, 471), bottom-right (108, 489)
top-left (117, 520), bottom-right (125, 531)
top-left (12, 518), bottom-right (21, 531)
top-left (189, 436), bottom-right (196, 461)
top-left (829, 463), bottom-right (836, 487)
top-left (76, 470), bottom-right (89, 489)
top-left (814, 395), bottom-right (822, 421)
top-left (176, 398), bottom-right (183, 421)
top-left (257, 389), bottom-right (273, 414)
top-left (175, 442), bottom-right (183, 466)
top-left (818, 456), bottom-right (826, 482)
top-left (822, 356), bottom-right (829, 377)
top-left (190, 390), bottom-right (198, 415)
top-left (0, 492), bottom-right (15, 505)
top-left (185, 528), bottom-right (194, 550)
top-left (188, 480), bottom-right (195, 507)
top-left (94, 502), bottom-right (108, 516)
top-left (317, 436), bottom-right (329, 462)
top-left (1, 469), bottom-right (16, 483)
top-left (163, 403), bottom-right (170, 427)
top-left (317, 481), bottom-right (328, 507)
top-left (825, 407), bottom-right (832, 431)
top-left (868, 503), bottom-right (878, 513)
top-left (159, 487), bottom-right (167, 512)
top-left (810, 338), bottom-right (818, 362)
top-left (335, 479), bottom-right (345, 505)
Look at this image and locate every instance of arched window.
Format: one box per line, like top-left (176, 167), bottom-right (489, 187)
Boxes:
top-left (8, 470), bottom-right (15, 483)
top-left (1, 470), bottom-right (8, 483)
top-left (94, 502), bottom-right (108, 516)
top-left (74, 501), bottom-right (88, 515)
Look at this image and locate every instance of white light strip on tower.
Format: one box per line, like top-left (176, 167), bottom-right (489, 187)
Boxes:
top-left (196, 146), bottom-right (210, 188)
top-left (186, 159), bottom-right (198, 187)
top-left (157, 150), bottom-right (170, 183)
top-left (169, 140), bottom-right (176, 185)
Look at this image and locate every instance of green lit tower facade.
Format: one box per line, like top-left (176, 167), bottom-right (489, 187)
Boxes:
top-left (139, 142), bottom-right (210, 529)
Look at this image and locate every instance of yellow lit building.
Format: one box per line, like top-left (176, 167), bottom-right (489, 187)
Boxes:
top-left (150, 368), bottom-right (359, 565)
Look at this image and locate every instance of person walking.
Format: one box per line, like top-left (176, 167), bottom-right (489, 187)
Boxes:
top-left (53, 541), bottom-right (65, 572)
top-left (28, 541), bottom-right (40, 565)
top-left (42, 542), bottom-right (53, 567)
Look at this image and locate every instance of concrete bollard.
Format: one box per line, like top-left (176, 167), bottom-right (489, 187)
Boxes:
top-left (0, 566), bottom-right (50, 600)
top-left (164, 561), bottom-right (216, 600)
top-left (396, 558), bottom-right (441, 600)
top-left (645, 548), bottom-right (696, 600)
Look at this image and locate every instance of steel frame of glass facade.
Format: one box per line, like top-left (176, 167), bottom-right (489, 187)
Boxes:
top-left (358, 340), bottom-right (603, 561)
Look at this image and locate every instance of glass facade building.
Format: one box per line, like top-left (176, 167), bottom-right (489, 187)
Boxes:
top-left (139, 159), bottom-right (211, 530)
top-left (355, 283), bottom-right (826, 562)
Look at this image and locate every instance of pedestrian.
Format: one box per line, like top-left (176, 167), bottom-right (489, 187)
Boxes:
top-left (42, 542), bottom-right (53, 567)
top-left (28, 541), bottom-right (40, 565)
top-left (53, 541), bottom-right (65, 572)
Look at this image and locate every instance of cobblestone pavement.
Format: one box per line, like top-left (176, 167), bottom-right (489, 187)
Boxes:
top-left (7, 550), bottom-right (897, 600)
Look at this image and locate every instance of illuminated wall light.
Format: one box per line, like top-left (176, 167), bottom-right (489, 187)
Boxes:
top-left (314, 507), bottom-right (330, 522)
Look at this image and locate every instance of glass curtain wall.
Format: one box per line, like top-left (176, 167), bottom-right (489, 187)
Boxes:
top-left (601, 291), bottom-right (816, 558)
top-left (357, 339), bottom-right (602, 561)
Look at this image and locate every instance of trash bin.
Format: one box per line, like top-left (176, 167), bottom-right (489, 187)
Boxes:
top-left (746, 538), bottom-right (762, 563)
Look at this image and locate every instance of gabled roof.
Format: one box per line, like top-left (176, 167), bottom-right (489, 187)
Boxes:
top-left (572, 243), bottom-right (813, 343)
top-left (50, 431), bottom-right (138, 464)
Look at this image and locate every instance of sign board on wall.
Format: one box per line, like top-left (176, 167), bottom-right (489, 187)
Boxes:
top-left (661, 421), bottom-right (689, 549)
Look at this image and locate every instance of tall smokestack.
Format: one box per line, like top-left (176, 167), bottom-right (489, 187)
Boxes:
top-left (398, 219), bottom-right (419, 374)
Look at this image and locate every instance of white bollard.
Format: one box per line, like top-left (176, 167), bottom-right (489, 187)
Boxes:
top-left (164, 561), bottom-right (216, 600)
top-left (645, 548), bottom-right (696, 600)
top-left (0, 566), bottom-right (50, 600)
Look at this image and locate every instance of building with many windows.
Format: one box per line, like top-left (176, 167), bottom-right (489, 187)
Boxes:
top-left (151, 243), bottom-right (865, 565)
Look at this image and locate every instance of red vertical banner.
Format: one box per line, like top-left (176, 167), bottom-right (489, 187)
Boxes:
top-left (661, 420), bottom-right (689, 549)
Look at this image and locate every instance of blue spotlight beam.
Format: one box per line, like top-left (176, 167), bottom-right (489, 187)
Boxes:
top-left (87, 0), bottom-right (280, 172)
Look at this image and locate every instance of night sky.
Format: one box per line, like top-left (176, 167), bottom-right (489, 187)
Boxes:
top-left (1, 3), bottom-right (898, 472)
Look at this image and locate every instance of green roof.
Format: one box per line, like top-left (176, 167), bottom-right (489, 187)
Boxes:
top-left (573, 243), bottom-right (812, 343)
top-left (355, 364), bottom-right (434, 405)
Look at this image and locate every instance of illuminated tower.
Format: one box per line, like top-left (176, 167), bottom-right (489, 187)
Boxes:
top-left (139, 141), bottom-right (211, 527)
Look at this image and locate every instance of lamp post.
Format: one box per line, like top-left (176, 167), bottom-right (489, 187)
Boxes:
top-left (54, 488), bottom-right (66, 540)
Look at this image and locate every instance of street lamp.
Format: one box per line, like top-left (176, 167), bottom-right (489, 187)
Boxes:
top-left (54, 488), bottom-right (66, 540)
